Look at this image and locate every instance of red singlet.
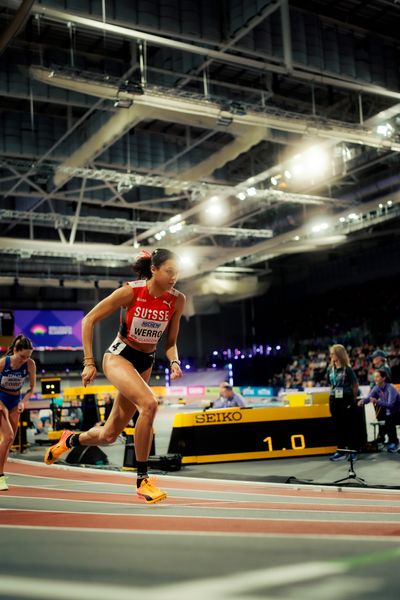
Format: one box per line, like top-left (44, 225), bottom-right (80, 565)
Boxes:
top-left (119, 280), bottom-right (179, 345)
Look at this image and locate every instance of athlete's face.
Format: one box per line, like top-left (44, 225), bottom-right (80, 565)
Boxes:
top-left (14, 349), bottom-right (32, 364)
top-left (152, 259), bottom-right (180, 289)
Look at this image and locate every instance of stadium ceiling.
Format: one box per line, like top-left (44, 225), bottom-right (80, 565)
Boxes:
top-left (1, 0), bottom-right (400, 308)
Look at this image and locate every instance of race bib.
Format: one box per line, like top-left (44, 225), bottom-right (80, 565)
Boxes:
top-left (0, 375), bottom-right (23, 391)
top-left (129, 317), bottom-right (168, 344)
top-left (107, 337), bottom-right (126, 355)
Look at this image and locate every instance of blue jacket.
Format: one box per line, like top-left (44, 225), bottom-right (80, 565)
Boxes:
top-left (214, 392), bottom-right (246, 408)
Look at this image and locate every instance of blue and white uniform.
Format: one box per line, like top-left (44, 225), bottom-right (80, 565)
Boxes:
top-left (0, 356), bottom-right (28, 410)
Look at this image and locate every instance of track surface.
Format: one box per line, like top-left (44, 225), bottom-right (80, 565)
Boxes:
top-left (1, 459), bottom-right (400, 599)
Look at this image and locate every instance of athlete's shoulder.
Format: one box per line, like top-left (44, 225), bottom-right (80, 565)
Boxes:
top-left (170, 287), bottom-right (185, 300)
top-left (172, 289), bottom-right (186, 310)
top-left (178, 289), bottom-right (186, 302)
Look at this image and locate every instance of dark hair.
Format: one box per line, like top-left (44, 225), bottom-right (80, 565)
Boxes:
top-left (132, 248), bottom-right (179, 280)
top-left (6, 334), bottom-right (33, 356)
top-left (377, 369), bottom-right (391, 382)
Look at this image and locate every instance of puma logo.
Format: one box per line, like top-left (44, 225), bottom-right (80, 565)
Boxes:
top-left (163, 300), bottom-right (172, 308)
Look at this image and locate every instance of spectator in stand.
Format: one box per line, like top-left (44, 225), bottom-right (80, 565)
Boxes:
top-left (368, 349), bottom-right (392, 444)
top-left (370, 349), bottom-right (391, 378)
top-left (214, 382), bottom-right (246, 408)
top-left (327, 344), bottom-right (360, 462)
top-left (358, 369), bottom-right (400, 453)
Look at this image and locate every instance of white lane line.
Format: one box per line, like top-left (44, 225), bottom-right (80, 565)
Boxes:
top-left (1, 506), bottom-right (400, 526)
top-left (7, 477), bottom-right (400, 508)
top-left (2, 494), bottom-right (400, 518)
top-left (7, 483), bottom-right (400, 508)
top-left (9, 458), bottom-right (400, 496)
top-left (6, 472), bottom-right (134, 486)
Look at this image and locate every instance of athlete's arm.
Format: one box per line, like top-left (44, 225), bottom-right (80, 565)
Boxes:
top-left (164, 292), bottom-right (186, 380)
top-left (81, 285), bottom-right (133, 387)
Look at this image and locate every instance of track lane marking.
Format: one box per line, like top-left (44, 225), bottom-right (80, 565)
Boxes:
top-left (8, 459), bottom-right (400, 499)
top-left (3, 487), bottom-right (400, 513)
top-left (1, 509), bottom-right (400, 536)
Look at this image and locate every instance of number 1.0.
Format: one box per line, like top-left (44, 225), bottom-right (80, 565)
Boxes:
top-left (263, 434), bottom-right (306, 451)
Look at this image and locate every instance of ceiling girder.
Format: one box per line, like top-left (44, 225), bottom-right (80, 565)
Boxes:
top-left (21, 1), bottom-right (400, 102)
top-left (31, 67), bottom-right (400, 155)
top-left (0, 209), bottom-right (273, 239)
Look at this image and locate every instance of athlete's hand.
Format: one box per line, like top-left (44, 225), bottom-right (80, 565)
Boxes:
top-left (82, 365), bottom-right (97, 387)
top-left (170, 363), bottom-right (182, 380)
top-left (17, 402), bottom-right (25, 413)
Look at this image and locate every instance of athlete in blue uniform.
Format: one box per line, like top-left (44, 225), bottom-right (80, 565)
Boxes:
top-left (0, 335), bottom-right (36, 490)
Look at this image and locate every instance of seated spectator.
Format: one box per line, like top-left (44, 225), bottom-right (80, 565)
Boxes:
top-left (368, 349), bottom-right (392, 444)
top-left (34, 408), bottom-right (53, 434)
top-left (358, 369), bottom-right (400, 453)
top-left (68, 406), bottom-right (83, 430)
top-left (214, 382), bottom-right (246, 408)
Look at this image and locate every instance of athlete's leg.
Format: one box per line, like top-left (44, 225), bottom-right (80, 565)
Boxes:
top-left (101, 354), bottom-right (157, 461)
top-left (101, 355), bottom-right (166, 504)
top-left (78, 390), bottom-right (136, 446)
top-left (8, 407), bottom-right (21, 456)
top-left (0, 403), bottom-right (16, 473)
top-left (128, 364), bottom-right (155, 458)
top-left (44, 355), bottom-right (157, 465)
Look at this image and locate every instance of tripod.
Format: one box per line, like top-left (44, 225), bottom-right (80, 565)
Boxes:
top-left (333, 448), bottom-right (366, 486)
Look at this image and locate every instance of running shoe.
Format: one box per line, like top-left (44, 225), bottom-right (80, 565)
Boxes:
top-left (137, 478), bottom-right (167, 504)
top-left (329, 451), bottom-right (346, 461)
top-left (44, 430), bottom-right (73, 465)
top-left (0, 475), bottom-right (8, 491)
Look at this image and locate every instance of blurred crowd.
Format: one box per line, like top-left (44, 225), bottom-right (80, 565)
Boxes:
top-left (280, 339), bottom-right (400, 390)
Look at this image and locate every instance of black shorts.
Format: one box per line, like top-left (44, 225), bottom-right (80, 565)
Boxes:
top-left (105, 336), bottom-right (155, 374)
